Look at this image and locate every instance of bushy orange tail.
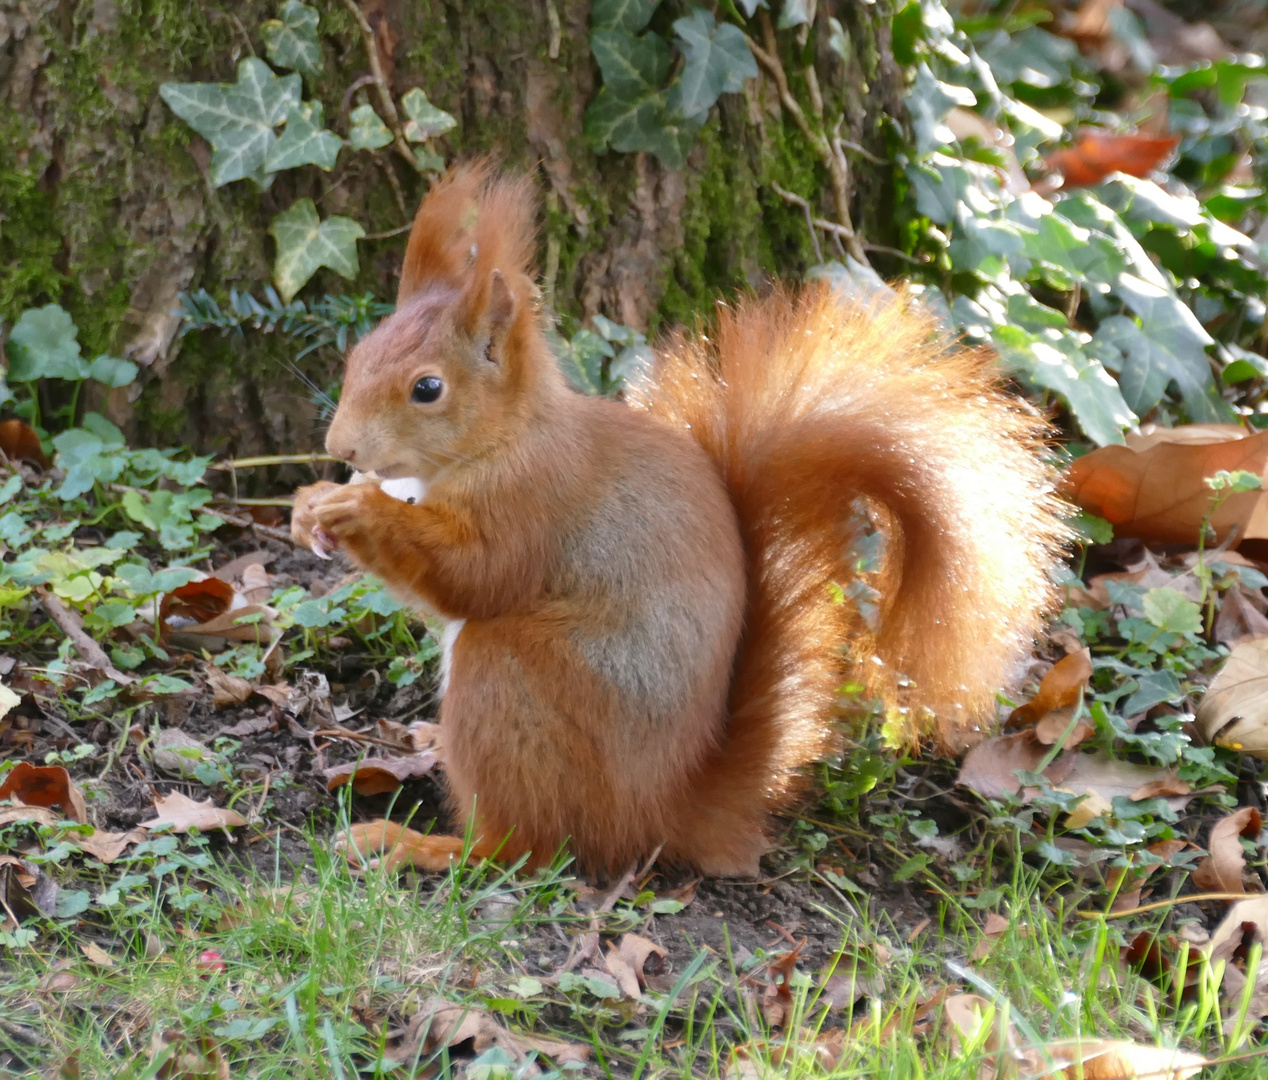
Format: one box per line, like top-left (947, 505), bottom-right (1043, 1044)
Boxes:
top-left (630, 285), bottom-right (1066, 811)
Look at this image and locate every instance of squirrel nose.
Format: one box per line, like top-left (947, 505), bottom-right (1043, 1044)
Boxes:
top-left (325, 435), bottom-right (356, 463)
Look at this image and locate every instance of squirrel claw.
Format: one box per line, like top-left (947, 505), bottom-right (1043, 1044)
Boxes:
top-left (311, 528), bottom-right (338, 560)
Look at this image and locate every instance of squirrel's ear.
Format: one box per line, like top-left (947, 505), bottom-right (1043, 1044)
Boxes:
top-left (488, 270), bottom-right (516, 331)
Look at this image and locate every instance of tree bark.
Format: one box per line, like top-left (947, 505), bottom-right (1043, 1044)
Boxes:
top-left (0, 0), bottom-right (906, 458)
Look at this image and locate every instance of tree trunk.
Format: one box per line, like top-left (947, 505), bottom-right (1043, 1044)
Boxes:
top-left (1, 0), bottom-right (906, 458)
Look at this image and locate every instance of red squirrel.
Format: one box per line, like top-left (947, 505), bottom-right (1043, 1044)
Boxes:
top-left (291, 162), bottom-right (1066, 877)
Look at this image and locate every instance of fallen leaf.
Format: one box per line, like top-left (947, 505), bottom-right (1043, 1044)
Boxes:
top-left (941, 993), bottom-right (1038, 1078)
top-left (323, 752), bottom-right (440, 794)
top-left (388, 996), bottom-right (589, 1068)
top-left (957, 730), bottom-right (1075, 800)
top-left (80, 941), bottom-right (116, 968)
top-left (151, 728), bottom-right (210, 780)
top-left (1045, 131), bottom-right (1179, 188)
top-left (0, 805), bottom-right (61, 829)
top-left (602, 933), bottom-right (666, 999)
top-left (238, 562), bottom-right (272, 604)
top-left (39, 960), bottom-right (81, 992)
top-left (75, 827), bottom-right (146, 864)
top-left (1213, 585), bottom-right (1268, 649)
top-left (1007, 649), bottom-right (1093, 728)
top-left (218, 716), bottom-right (275, 737)
top-left (147, 1028), bottom-right (230, 1080)
top-left (204, 666), bottom-right (254, 709)
top-left (1043, 1038), bottom-right (1205, 1079)
top-left (0, 762), bottom-right (87, 822)
top-left (1196, 638), bottom-right (1268, 758)
top-left (0, 418), bottom-right (50, 467)
top-left (142, 791), bottom-right (246, 834)
top-left (1193, 806), bottom-right (1261, 895)
top-left (762, 943), bottom-right (803, 1029)
top-left (1063, 425), bottom-right (1268, 546)
top-left (160, 577), bottom-right (235, 628)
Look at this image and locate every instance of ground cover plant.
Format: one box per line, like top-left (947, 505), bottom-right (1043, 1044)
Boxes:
top-left (7, 0), bottom-right (1268, 1076)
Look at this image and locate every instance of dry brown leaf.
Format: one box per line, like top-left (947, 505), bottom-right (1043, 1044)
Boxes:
top-left (160, 577), bottom-right (235, 628)
top-left (1034, 707), bottom-right (1096, 750)
top-left (1007, 649), bottom-right (1093, 728)
top-left (761, 943), bottom-right (803, 1030)
top-left (253, 683), bottom-right (292, 707)
top-left (1193, 807), bottom-right (1262, 895)
top-left (970, 913), bottom-right (1010, 962)
top-left (941, 993), bottom-right (1039, 1079)
top-left (1044, 131), bottom-right (1179, 188)
top-left (957, 730), bottom-right (1075, 800)
top-left (0, 804), bottom-right (61, 829)
top-left (148, 1028), bottom-right (230, 1080)
top-left (218, 715), bottom-right (275, 737)
top-left (1196, 638), bottom-right (1268, 758)
top-left (1063, 425), bottom-right (1268, 546)
top-left (323, 752), bottom-right (440, 795)
top-left (80, 941), bottom-right (116, 968)
top-left (39, 960), bottom-right (81, 992)
top-left (0, 762), bottom-right (87, 822)
top-left (1213, 584), bottom-right (1268, 649)
top-left (238, 562), bottom-right (272, 604)
top-left (203, 666), bottom-right (254, 709)
top-left (142, 791), bottom-right (246, 834)
top-left (175, 603), bottom-right (278, 645)
top-left (601, 932), bottom-right (666, 999)
top-left (1043, 1038), bottom-right (1205, 1079)
top-left (388, 996), bottom-right (589, 1068)
top-left (75, 827), bottom-right (146, 864)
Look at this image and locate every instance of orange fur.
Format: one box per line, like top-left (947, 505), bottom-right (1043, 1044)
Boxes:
top-left (294, 164), bottom-right (1067, 878)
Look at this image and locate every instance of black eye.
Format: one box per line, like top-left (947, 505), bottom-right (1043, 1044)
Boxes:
top-left (411, 376), bottom-right (443, 404)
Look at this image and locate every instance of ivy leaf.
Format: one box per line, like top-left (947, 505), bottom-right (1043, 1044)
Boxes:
top-left (1099, 274), bottom-right (1227, 423)
top-left (590, 0), bottom-right (659, 34)
top-left (590, 29), bottom-right (672, 97)
top-left (992, 324), bottom-right (1134, 446)
top-left (400, 88), bottom-right (457, 142)
top-left (584, 88), bottom-right (697, 169)
top-left (778, 0), bottom-right (812, 29)
top-left (159, 58), bottom-right (301, 188)
top-left (264, 101), bottom-right (341, 172)
top-left (6, 305), bottom-right (88, 381)
top-left (669, 9), bottom-right (758, 120)
top-left (269, 199), bottom-right (365, 303)
top-left (88, 354), bottom-right (139, 388)
top-left (908, 64), bottom-right (976, 156)
top-left (348, 103), bottom-right (393, 151)
top-left (260, 0), bottom-right (323, 78)
top-left (736, 0), bottom-right (766, 16)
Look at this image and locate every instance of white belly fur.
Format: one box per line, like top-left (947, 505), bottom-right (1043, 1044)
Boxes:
top-left (379, 474), bottom-right (462, 698)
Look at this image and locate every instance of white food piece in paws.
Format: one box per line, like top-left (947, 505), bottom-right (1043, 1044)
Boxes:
top-left (439, 618), bottom-right (465, 698)
top-left (380, 476), bottom-right (428, 505)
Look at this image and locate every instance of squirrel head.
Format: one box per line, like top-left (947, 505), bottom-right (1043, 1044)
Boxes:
top-left (325, 161), bottom-right (555, 482)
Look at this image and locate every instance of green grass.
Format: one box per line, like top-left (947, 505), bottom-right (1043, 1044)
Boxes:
top-left (2, 812), bottom-right (1264, 1078)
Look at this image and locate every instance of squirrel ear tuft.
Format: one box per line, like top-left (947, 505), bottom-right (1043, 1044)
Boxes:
top-left (397, 163), bottom-right (491, 305)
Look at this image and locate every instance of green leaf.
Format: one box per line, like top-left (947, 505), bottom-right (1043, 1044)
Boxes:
top-left (269, 199), bottom-right (365, 303)
top-left (264, 101), bottom-right (341, 172)
top-left (669, 9), bottom-right (757, 120)
top-left (992, 324), bottom-right (1134, 446)
top-left (348, 103), bottom-right (393, 151)
top-left (778, 0), bottom-right (812, 29)
top-left (260, 0), bottom-right (323, 78)
top-left (88, 354), bottom-right (139, 388)
top-left (908, 64), bottom-right (975, 156)
top-left (6, 304), bottom-right (88, 381)
top-left (584, 87), bottom-right (698, 168)
top-left (400, 88), bottom-right (457, 142)
top-left (1095, 275), bottom-right (1227, 423)
top-left (1142, 588), bottom-right (1202, 635)
top-left (159, 58), bottom-right (301, 188)
top-left (591, 0), bottom-right (658, 33)
top-left (590, 28), bottom-right (672, 97)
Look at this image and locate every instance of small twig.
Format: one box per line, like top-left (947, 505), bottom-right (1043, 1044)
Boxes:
top-left (363, 222), bottom-right (414, 241)
top-left (835, 136), bottom-right (887, 166)
top-left (312, 728), bottom-right (401, 749)
top-left (374, 150), bottom-right (409, 217)
top-left (209, 452), bottom-right (336, 471)
top-left (37, 588), bottom-right (136, 685)
top-left (338, 0), bottom-right (420, 173)
top-left (201, 505), bottom-right (253, 528)
top-left (864, 243), bottom-right (926, 266)
top-left (545, 0), bottom-right (562, 60)
top-left (212, 496), bottom-right (294, 508)
top-left (339, 73), bottom-right (377, 119)
top-left (771, 183), bottom-right (823, 263)
top-left (1078, 892), bottom-right (1257, 920)
top-left (252, 522), bottom-right (299, 546)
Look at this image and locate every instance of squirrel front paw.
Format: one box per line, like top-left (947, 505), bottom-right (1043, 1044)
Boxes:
top-left (309, 482), bottom-right (396, 561)
top-left (292, 481), bottom-right (344, 559)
